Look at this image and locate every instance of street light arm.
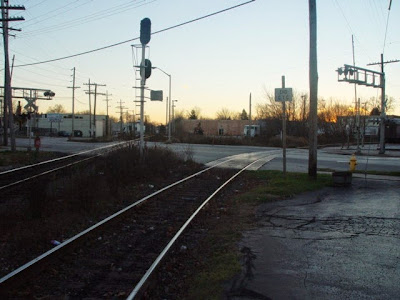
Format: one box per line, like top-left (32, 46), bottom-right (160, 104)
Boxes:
top-left (152, 66), bottom-right (170, 78)
top-left (152, 65), bottom-right (172, 141)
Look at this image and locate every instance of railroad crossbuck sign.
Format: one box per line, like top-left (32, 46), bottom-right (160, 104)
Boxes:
top-left (274, 88), bottom-right (293, 102)
top-left (24, 98), bottom-right (38, 111)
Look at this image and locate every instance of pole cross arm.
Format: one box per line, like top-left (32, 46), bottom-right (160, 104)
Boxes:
top-left (0, 5), bottom-right (25, 10)
top-left (0, 17), bottom-right (25, 21)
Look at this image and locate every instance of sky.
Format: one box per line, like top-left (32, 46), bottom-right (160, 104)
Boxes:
top-left (2, 0), bottom-right (399, 124)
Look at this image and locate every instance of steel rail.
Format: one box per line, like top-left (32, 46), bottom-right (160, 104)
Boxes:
top-left (127, 156), bottom-right (268, 299)
top-left (0, 140), bottom-right (135, 190)
top-left (0, 154), bottom-right (101, 191)
top-left (0, 153), bottom-right (240, 285)
top-left (0, 140), bottom-right (133, 176)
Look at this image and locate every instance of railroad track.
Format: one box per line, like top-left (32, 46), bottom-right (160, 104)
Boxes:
top-left (0, 152), bottom-right (274, 299)
top-left (0, 140), bottom-right (134, 193)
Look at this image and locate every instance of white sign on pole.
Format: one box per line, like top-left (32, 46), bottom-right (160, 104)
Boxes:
top-left (275, 88), bottom-right (293, 102)
top-left (48, 113), bottom-right (62, 123)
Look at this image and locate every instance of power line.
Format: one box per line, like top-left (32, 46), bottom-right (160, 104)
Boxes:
top-left (19, 0), bottom-right (149, 37)
top-left (14, 0), bottom-right (255, 68)
top-left (382, 0), bottom-right (392, 54)
top-left (333, 0), bottom-right (374, 62)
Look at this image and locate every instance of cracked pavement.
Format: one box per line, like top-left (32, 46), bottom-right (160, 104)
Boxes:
top-left (228, 177), bottom-right (400, 300)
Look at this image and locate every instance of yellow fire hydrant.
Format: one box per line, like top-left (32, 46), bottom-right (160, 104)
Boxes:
top-left (349, 154), bottom-right (357, 172)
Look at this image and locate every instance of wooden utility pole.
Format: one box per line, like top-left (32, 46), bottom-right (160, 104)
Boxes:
top-left (67, 67), bottom-right (80, 137)
top-left (86, 79), bottom-right (92, 136)
top-left (308, 0), bottom-right (318, 178)
top-left (249, 93), bottom-right (252, 121)
top-left (281, 77), bottom-right (287, 175)
top-left (352, 35), bottom-right (361, 154)
top-left (84, 81), bottom-right (106, 138)
top-left (1, 0), bottom-right (24, 150)
top-left (116, 100), bottom-right (126, 136)
top-left (103, 91), bottom-right (112, 137)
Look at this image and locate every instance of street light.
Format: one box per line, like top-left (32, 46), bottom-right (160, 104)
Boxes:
top-left (152, 66), bottom-right (171, 142)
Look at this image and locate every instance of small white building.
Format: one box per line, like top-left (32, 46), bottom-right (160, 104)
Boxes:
top-left (36, 113), bottom-right (108, 138)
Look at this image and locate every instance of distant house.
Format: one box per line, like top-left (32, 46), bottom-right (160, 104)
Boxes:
top-left (181, 119), bottom-right (259, 137)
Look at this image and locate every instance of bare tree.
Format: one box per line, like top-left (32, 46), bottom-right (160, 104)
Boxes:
top-left (215, 108), bottom-right (233, 120)
top-left (255, 89), bottom-right (282, 119)
top-left (367, 95), bottom-right (394, 115)
top-left (76, 110), bottom-right (90, 115)
top-left (46, 104), bottom-right (66, 113)
top-left (256, 88), bottom-right (308, 121)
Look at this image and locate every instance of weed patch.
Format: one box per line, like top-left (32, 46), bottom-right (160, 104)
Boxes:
top-left (236, 170), bottom-right (332, 203)
top-left (0, 150), bottom-right (63, 167)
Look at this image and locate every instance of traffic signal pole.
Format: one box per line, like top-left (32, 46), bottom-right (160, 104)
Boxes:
top-left (139, 18), bottom-right (151, 159)
top-left (139, 44), bottom-right (146, 158)
top-left (367, 54), bottom-right (399, 154)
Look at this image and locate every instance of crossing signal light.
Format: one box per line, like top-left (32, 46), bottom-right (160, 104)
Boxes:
top-left (44, 91), bottom-right (55, 97)
top-left (140, 18), bottom-right (151, 45)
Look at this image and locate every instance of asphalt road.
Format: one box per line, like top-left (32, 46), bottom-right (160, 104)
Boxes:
top-left (158, 142), bottom-right (400, 173)
top-left (7, 138), bottom-right (399, 173)
top-left (260, 148), bottom-right (400, 173)
top-left (10, 137), bottom-right (123, 153)
top-left (229, 178), bottom-right (400, 299)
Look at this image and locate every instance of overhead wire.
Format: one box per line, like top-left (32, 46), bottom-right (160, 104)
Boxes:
top-left (21, 0), bottom-right (83, 26)
top-left (25, 0), bottom-right (49, 11)
top-left (333, 0), bottom-right (374, 62)
top-left (19, 0), bottom-right (149, 37)
top-left (14, 0), bottom-right (256, 68)
top-left (382, 0), bottom-right (392, 55)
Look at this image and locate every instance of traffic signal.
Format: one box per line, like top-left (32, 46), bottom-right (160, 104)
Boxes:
top-left (143, 59), bottom-right (152, 79)
top-left (140, 18), bottom-right (151, 45)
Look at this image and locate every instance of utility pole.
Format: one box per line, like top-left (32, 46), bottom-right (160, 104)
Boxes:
top-left (367, 54), bottom-right (399, 154)
top-left (352, 35), bottom-right (361, 154)
top-left (172, 99), bottom-right (178, 134)
top-left (249, 93), bottom-right (252, 121)
top-left (67, 67), bottom-right (80, 137)
top-left (131, 109), bottom-right (136, 137)
top-left (1, 0), bottom-right (25, 150)
top-left (84, 81), bottom-right (106, 138)
top-left (86, 79), bottom-right (92, 136)
top-left (116, 99), bottom-right (126, 137)
top-left (103, 91), bottom-right (112, 137)
top-left (281, 77), bottom-right (287, 175)
top-left (308, 0), bottom-right (318, 178)
top-left (301, 94), bottom-right (306, 121)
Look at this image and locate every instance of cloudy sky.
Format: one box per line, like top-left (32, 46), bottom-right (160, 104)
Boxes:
top-left (3, 0), bottom-right (399, 123)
